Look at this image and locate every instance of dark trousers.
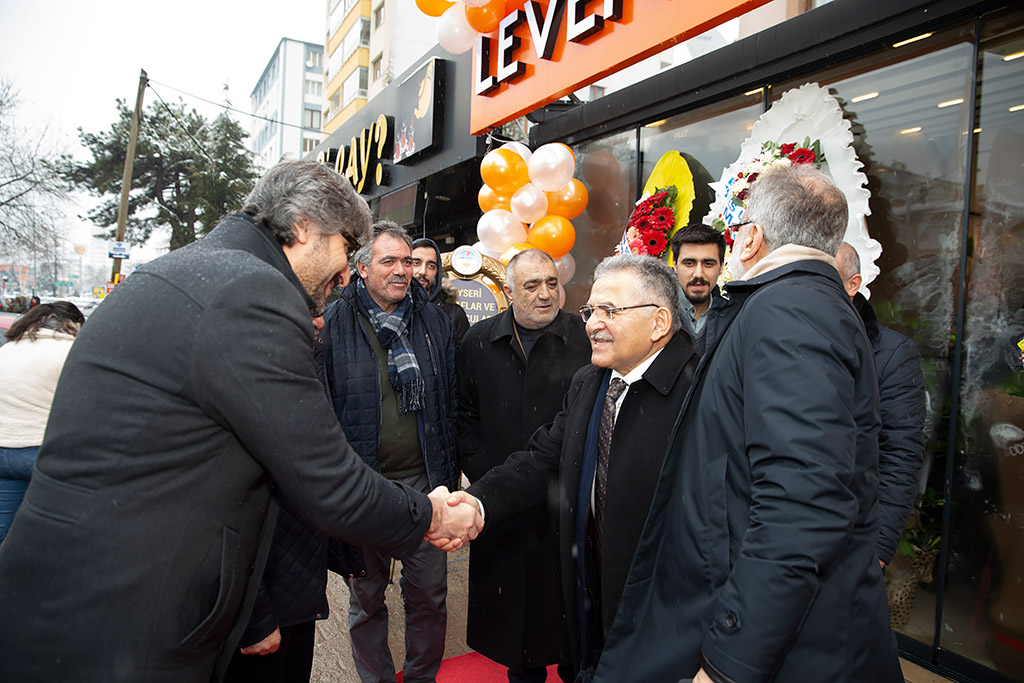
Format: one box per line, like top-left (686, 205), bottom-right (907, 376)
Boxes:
top-left (507, 662), bottom-right (575, 683)
top-left (223, 621), bottom-right (317, 683)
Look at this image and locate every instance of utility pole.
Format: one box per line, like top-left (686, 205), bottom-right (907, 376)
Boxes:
top-left (111, 69), bottom-right (147, 282)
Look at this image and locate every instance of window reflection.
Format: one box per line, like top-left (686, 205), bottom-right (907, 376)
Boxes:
top-left (567, 133), bottom-right (637, 312)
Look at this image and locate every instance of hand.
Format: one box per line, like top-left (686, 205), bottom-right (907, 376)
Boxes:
top-left (239, 627), bottom-right (281, 655)
top-left (425, 487), bottom-right (483, 551)
top-left (694, 668), bottom-right (714, 683)
top-left (879, 559), bottom-right (886, 569)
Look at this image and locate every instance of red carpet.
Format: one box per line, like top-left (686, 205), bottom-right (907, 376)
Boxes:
top-left (396, 652), bottom-right (560, 682)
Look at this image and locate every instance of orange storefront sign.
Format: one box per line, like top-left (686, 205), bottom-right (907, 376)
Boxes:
top-left (470, 0), bottom-right (771, 135)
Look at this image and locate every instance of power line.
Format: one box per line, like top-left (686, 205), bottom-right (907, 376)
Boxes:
top-left (147, 78), bottom-right (311, 132)
top-left (146, 83), bottom-right (216, 164)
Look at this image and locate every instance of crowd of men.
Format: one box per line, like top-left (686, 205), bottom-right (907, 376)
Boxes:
top-left (0, 159), bottom-right (925, 683)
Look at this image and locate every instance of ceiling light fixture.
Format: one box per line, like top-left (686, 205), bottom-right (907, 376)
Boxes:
top-left (1003, 50), bottom-right (1024, 62)
top-left (900, 127), bottom-right (922, 134)
top-left (1010, 104), bottom-right (1024, 113)
top-left (744, 88), bottom-right (763, 97)
top-left (851, 92), bottom-right (879, 103)
top-left (893, 33), bottom-right (933, 48)
top-left (938, 98), bottom-right (964, 108)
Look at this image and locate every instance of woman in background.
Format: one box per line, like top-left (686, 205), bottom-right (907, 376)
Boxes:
top-left (0, 301), bottom-right (84, 543)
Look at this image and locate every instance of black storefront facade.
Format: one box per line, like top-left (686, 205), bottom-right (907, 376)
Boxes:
top-left (520, 1), bottom-right (1024, 681)
top-left (311, 45), bottom-right (486, 248)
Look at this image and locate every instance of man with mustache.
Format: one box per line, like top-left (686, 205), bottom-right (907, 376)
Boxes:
top-left (0, 161), bottom-right (481, 683)
top-left (321, 221), bottom-right (462, 683)
top-left (670, 224), bottom-right (726, 355)
top-left (442, 254), bottom-right (699, 682)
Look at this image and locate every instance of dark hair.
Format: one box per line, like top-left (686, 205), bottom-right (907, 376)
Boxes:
top-left (670, 224), bottom-right (726, 263)
top-left (5, 302), bottom-right (85, 342)
top-left (241, 161), bottom-right (372, 248)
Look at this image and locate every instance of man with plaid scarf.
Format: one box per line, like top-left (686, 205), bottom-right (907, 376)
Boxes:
top-left (321, 221), bottom-right (459, 683)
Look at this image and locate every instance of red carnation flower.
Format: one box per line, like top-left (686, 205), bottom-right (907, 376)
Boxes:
top-left (736, 187), bottom-right (749, 201)
top-left (651, 207), bottom-right (674, 227)
top-left (789, 148), bottom-right (815, 165)
top-left (779, 143), bottom-right (796, 155)
top-left (642, 230), bottom-right (668, 256)
top-left (747, 172), bottom-right (759, 184)
top-left (723, 228), bottom-right (734, 249)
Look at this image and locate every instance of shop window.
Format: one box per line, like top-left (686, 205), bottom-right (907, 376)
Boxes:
top-left (563, 131), bottom-right (637, 312)
top-left (374, 2), bottom-right (385, 29)
top-left (303, 108), bottom-right (322, 130)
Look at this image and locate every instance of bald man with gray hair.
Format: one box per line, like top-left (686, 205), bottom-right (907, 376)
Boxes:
top-left (836, 242), bottom-right (926, 569)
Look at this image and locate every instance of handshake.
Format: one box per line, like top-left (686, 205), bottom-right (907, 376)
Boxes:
top-left (424, 488), bottom-right (484, 552)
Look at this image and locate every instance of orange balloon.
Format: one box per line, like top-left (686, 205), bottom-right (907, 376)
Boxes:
top-left (416, 0), bottom-right (454, 17)
top-left (465, 0), bottom-right (505, 32)
top-left (478, 184), bottom-right (511, 213)
top-left (545, 178), bottom-right (589, 220)
top-left (527, 215), bottom-right (576, 259)
top-left (480, 148), bottom-right (529, 195)
top-left (500, 241), bottom-right (534, 266)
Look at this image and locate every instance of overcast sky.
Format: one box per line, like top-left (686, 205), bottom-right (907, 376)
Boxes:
top-left (0, 0), bottom-right (325, 256)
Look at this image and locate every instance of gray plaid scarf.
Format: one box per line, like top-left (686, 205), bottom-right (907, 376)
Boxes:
top-left (355, 278), bottom-right (424, 415)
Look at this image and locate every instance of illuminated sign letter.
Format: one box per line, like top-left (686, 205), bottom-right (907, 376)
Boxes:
top-left (497, 10), bottom-right (527, 83)
top-left (566, 0), bottom-right (621, 43)
top-left (525, 0), bottom-right (566, 60)
top-left (474, 35), bottom-right (497, 95)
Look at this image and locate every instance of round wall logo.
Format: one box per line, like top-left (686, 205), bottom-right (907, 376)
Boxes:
top-left (451, 245), bottom-right (483, 277)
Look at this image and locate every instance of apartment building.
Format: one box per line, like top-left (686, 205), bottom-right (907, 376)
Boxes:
top-left (250, 38), bottom-right (325, 168)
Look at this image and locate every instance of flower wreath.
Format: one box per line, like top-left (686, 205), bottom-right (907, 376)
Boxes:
top-left (623, 186), bottom-right (678, 258)
top-left (710, 137), bottom-right (826, 248)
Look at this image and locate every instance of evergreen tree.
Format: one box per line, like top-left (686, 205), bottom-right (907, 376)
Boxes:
top-left (63, 96), bottom-right (258, 250)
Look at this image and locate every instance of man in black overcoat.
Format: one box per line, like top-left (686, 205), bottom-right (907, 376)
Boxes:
top-left (0, 161), bottom-right (481, 683)
top-left (458, 249), bottom-right (590, 683)
top-left (443, 254), bottom-right (698, 681)
top-left (836, 241), bottom-right (926, 568)
top-left (596, 165), bottom-right (903, 682)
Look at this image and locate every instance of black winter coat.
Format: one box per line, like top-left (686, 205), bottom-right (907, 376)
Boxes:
top-left (321, 277), bottom-right (459, 491)
top-left (0, 215), bottom-right (432, 683)
top-left (854, 293), bottom-right (926, 564)
top-left (467, 332), bottom-right (698, 671)
top-left (412, 237), bottom-right (471, 345)
top-left (597, 260), bottom-right (902, 683)
top-left (458, 308), bottom-right (591, 668)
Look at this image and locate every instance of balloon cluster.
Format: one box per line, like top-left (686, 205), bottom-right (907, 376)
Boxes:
top-left (417, 0), bottom-right (506, 54)
top-left (472, 142), bottom-right (587, 289)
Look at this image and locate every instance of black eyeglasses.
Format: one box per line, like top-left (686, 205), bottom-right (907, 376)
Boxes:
top-left (727, 221), bottom-right (752, 231)
top-left (579, 303), bottom-right (659, 322)
top-left (340, 231), bottom-right (361, 258)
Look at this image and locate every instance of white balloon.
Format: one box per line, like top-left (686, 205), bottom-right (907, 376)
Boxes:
top-left (500, 141), bottom-right (532, 164)
top-left (477, 209), bottom-right (527, 251)
top-left (472, 240), bottom-right (503, 260)
top-left (510, 184), bottom-right (549, 225)
top-left (437, 2), bottom-right (478, 54)
top-left (463, 0), bottom-right (490, 6)
top-left (554, 253), bottom-right (576, 284)
top-left (528, 143), bottom-right (576, 192)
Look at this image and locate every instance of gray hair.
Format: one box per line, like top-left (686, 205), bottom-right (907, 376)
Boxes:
top-left (593, 254), bottom-right (682, 333)
top-left (354, 220), bottom-right (413, 267)
top-left (505, 249), bottom-right (556, 292)
top-left (744, 164), bottom-right (848, 255)
top-left (835, 242), bottom-right (861, 282)
top-left (242, 161), bottom-right (372, 247)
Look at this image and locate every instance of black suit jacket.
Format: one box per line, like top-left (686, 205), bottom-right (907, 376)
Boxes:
top-left (468, 331), bottom-right (698, 669)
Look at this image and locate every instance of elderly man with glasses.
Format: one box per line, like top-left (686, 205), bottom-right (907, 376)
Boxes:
top-left (441, 253), bottom-right (698, 682)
